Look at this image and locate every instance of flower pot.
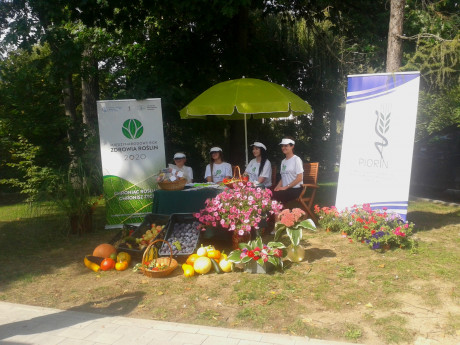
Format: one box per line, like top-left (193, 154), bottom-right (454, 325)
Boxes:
top-left (244, 260), bottom-right (274, 274)
top-left (232, 230), bottom-right (251, 249)
top-left (202, 226), bottom-right (232, 241)
top-left (286, 244), bottom-right (305, 262)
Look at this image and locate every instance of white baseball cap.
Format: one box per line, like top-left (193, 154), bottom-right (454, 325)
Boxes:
top-left (174, 152), bottom-right (186, 159)
top-left (251, 142), bottom-right (267, 150)
top-left (279, 138), bottom-right (295, 145)
top-left (209, 147), bottom-right (222, 153)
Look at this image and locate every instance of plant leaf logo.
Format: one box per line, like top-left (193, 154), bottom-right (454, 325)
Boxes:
top-left (374, 110), bottom-right (390, 159)
top-left (215, 169), bottom-right (222, 176)
top-left (122, 119), bottom-right (143, 139)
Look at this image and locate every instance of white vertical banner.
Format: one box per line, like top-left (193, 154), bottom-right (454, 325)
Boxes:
top-left (97, 99), bottom-right (166, 228)
top-left (335, 72), bottom-right (420, 220)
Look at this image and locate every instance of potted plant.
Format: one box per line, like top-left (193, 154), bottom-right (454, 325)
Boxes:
top-left (194, 182), bottom-right (283, 248)
top-left (227, 236), bottom-right (285, 273)
top-left (274, 208), bottom-right (316, 262)
top-left (51, 160), bottom-right (101, 235)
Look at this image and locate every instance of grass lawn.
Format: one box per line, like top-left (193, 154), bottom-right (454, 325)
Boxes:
top-left (0, 185), bottom-right (459, 344)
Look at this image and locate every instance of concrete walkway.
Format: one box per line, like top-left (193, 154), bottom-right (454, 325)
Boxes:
top-left (0, 301), bottom-right (361, 345)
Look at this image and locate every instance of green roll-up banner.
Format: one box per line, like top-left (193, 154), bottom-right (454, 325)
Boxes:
top-left (97, 99), bottom-right (166, 228)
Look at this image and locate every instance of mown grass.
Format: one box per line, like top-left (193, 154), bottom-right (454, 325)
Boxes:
top-left (0, 191), bottom-right (459, 344)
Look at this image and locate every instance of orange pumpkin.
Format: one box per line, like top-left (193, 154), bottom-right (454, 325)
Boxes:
top-left (186, 254), bottom-right (200, 266)
top-left (207, 249), bottom-right (221, 261)
top-left (93, 243), bottom-right (117, 258)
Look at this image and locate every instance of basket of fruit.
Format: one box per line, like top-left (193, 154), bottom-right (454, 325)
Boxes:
top-left (158, 177), bottom-right (187, 191)
top-left (222, 166), bottom-right (248, 189)
top-left (140, 239), bottom-right (178, 278)
top-left (110, 214), bottom-right (170, 258)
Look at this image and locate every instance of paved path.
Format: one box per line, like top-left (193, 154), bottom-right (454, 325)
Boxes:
top-left (0, 301), bottom-right (360, 345)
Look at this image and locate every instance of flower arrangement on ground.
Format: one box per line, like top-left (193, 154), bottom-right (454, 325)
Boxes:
top-left (227, 236), bottom-right (285, 271)
top-left (315, 204), bottom-right (416, 251)
top-left (274, 208), bottom-right (316, 262)
top-left (274, 208), bottom-right (316, 246)
top-left (194, 182), bottom-right (283, 236)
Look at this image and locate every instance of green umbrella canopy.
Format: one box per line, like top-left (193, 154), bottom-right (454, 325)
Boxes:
top-left (180, 78), bottom-right (312, 165)
top-left (180, 78), bottom-right (312, 119)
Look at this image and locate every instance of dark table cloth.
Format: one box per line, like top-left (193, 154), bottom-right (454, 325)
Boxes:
top-left (152, 188), bottom-right (222, 215)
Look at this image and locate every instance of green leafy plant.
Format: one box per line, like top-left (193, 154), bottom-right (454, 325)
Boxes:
top-left (49, 160), bottom-right (101, 235)
top-left (274, 208), bottom-right (316, 246)
top-left (227, 236), bottom-right (285, 271)
top-left (315, 204), bottom-right (417, 251)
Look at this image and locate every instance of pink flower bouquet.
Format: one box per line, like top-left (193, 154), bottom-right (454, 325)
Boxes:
top-left (194, 182), bottom-right (283, 236)
top-left (274, 208), bottom-right (316, 246)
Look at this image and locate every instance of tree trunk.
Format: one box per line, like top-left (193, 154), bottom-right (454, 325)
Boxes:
top-left (81, 50), bottom-right (99, 136)
top-left (62, 73), bottom-right (78, 162)
top-left (386, 0), bottom-right (406, 72)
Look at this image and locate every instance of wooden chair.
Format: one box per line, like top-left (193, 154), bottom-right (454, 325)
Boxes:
top-left (270, 165), bottom-right (277, 190)
top-left (296, 162), bottom-right (319, 224)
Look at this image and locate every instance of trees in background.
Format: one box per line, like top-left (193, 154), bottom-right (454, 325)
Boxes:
top-left (0, 0), bottom-right (458, 198)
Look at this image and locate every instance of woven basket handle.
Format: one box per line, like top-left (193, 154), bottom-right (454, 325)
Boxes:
top-left (142, 239), bottom-right (173, 267)
top-left (233, 165), bottom-right (242, 180)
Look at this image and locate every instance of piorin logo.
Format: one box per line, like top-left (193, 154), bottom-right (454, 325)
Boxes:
top-left (122, 119), bottom-right (144, 139)
top-left (374, 109), bottom-right (390, 159)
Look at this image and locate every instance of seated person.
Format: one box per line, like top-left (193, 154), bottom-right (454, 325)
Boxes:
top-left (273, 137), bottom-right (304, 205)
top-left (168, 152), bottom-right (193, 183)
top-left (244, 141), bottom-right (272, 187)
top-left (204, 147), bottom-right (232, 183)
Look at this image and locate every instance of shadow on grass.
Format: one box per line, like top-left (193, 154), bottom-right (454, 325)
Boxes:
top-left (0, 206), bottom-right (118, 289)
top-left (304, 248), bottom-right (336, 263)
top-left (408, 210), bottom-right (460, 231)
top-left (0, 291), bottom-right (146, 340)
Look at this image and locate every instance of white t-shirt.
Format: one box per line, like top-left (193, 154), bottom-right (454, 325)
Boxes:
top-left (204, 162), bottom-right (232, 183)
top-left (245, 159), bottom-right (272, 187)
top-left (168, 164), bottom-right (193, 183)
top-left (280, 155), bottom-right (304, 188)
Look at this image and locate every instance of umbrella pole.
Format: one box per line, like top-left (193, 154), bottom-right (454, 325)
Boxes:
top-left (244, 114), bottom-right (248, 166)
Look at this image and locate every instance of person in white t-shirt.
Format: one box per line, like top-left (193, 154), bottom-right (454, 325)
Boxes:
top-left (168, 152), bottom-right (193, 183)
top-left (204, 147), bottom-right (232, 183)
top-left (244, 142), bottom-right (272, 187)
top-left (273, 138), bottom-right (304, 205)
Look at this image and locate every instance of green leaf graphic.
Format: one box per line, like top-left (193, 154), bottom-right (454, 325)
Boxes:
top-left (122, 119), bottom-right (144, 139)
top-left (103, 175), bottom-right (153, 225)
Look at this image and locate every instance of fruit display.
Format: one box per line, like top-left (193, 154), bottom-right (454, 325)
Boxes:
top-left (84, 245), bottom-right (131, 273)
top-left (182, 244), bottom-right (233, 277)
top-left (135, 224), bottom-right (165, 250)
top-left (93, 243), bottom-right (117, 258)
top-left (159, 221), bottom-right (201, 256)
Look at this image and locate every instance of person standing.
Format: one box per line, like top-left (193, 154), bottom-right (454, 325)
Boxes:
top-left (168, 152), bottom-right (193, 183)
top-left (204, 147), bottom-right (232, 183)
top-left (244, 142), bottom-right (272, 187)
top-left (273, 138), bottom-right (304, 205)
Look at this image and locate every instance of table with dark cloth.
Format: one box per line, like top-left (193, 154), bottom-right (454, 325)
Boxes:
top-left (151, 188), bottom-right (222, 215)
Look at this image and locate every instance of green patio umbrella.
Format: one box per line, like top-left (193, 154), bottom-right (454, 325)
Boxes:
top-left (180, 78), bottom-right (312, 165)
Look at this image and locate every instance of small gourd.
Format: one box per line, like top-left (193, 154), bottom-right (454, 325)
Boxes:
top-left (197, 244), bottom-right (208, 257)
top-left (186, 253), bottom-right (200, 266)
top-left (193, 257), bottom-right (212, 274)
top-left (218, 257), bottom-right (233, 273)
top-left (207, 248), bottom-right (221, 261)
top-left (182, 264), bottom-right (195, 277)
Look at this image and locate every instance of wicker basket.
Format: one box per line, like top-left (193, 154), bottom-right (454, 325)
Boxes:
top-left (158, 178), bottom-right (187, 191)
top-left (223, 166), bottom-right (249, 189)
top-left (140, 239), bottom-right (178, 278)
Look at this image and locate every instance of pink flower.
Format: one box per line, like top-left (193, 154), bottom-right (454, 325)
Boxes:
top-left (238, 229), bottom-right (245, 236)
